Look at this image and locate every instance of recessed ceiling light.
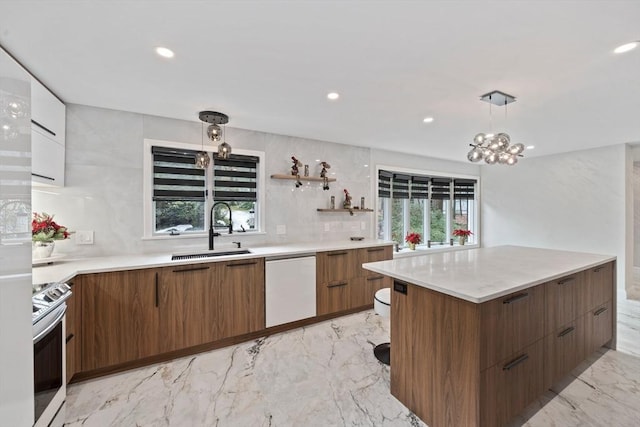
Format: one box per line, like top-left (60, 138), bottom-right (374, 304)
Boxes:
top-left (327, 92), bottom-right (340, 100)
top-left (423, 117), bottom-right (434, 123)
top-left (614, 42), bottom-right (638, 54)
top-left (155, 47), bottom-right (175, 58)
top-left (526, 145), bottom-right (535, 150)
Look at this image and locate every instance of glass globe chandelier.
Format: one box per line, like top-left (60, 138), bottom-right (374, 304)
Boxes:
top-left (467, 91), bottom-right (524, 166)
top-left (196, 111), bottom-right (231, 167)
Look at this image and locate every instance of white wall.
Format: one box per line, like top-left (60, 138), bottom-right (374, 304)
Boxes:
top-left (36, 104), bottom-right (477, 257)
top-left (481, 144), bottom-right (629, 292)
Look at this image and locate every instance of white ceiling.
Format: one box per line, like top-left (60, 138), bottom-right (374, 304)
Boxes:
top-left (1, 1), bottom-right (639, 162)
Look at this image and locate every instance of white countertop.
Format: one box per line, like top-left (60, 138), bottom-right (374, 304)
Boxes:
top-left (362, 245), bottom-right (615, 303)
top-left (32, 239), bottom-right (393, 285)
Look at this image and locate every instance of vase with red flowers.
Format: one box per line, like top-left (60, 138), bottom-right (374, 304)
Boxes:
top-left (32, 212), bottom-right (70, 259)
top-left (453, 229), bottom-right (473, 245)
top-left (405, 232), bottom-right (421, 250)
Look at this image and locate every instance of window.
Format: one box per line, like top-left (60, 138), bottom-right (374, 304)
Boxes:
top-left (377, 168), bottom-right (478, 248)
top-left (144, 139), bottom-right (264, 237)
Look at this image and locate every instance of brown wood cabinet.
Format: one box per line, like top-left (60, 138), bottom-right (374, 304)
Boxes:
top-left (544, 271), bottom-right (585, 335)
top-left (390, 260), bottom-right (616, 427)
top-left (216, 259), bottom-right (265, 339)
top-left (481, 339), bottom-right (545, 427)
top-left (586, 300), bottom-right (613, 355)
top-left (480, 285), bottom-right (544, 370)
top-left (316, 245), bottom-right (392, 315)
top-left (543, 315), bottom-right (586, 389)
top-left (157, 264), bottom-right (218, 353)
top-left (81, 268), bottom-right (160, 371)
top-left (65, 278), bottom-right (82, 383)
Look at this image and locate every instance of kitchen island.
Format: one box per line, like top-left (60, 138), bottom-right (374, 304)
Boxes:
top-left (363, 246), bottom-right (616, 427)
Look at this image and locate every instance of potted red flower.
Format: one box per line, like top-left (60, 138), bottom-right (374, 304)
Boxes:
top-left (452, 229), bottom-right (473, 245)
top-left (32, 212), bottom-right (70, 259)
top-left (405, 232), bottom-right (421, 250)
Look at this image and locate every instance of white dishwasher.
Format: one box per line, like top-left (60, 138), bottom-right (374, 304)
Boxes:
top-left (265, 254), bottom-right (316, 328)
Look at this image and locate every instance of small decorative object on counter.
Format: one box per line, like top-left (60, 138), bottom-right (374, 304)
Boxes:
top-left (449, 238), bottom-right (454, 246)
top-left (343, 188), bottom-right (354, 215)
top-left (427, 239), bottom-right (431, 248)
top-left (330, 195), bottom-right (335, 209)
top-left (304, 164), bottom-right (309, 177)
top-left (360, 197), bottom-right (365, 209)
top-left (405, 232), bottom-right (421, 250)
top-left (32, 212), bottom-right (71, 259)
top-left (320, 161), bottom-right (331, 190)
top-left (291, 156), bottom-right (303, 187)
top-left (453, 229), bottom-right (473, 245)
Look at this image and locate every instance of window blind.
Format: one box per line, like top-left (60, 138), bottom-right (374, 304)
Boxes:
top-left (392, 174), bottom-right (410, 199)
top-left (213, 154), bottom-right (259, 202)
top-left (378, 170), bottom-right (392, 198)
top-left (410, 176), bottom-right (429, 199)
top-left (152, 146), bottom-right (205, 201)
top-left (430, 178), bottom-right (452, 200)
top-left (453, 179), bottom-right (476, 200)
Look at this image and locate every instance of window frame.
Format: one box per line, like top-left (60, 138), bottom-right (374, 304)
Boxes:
top-left (143, 138), bottom-right (266, 239)
top-left (374, 164), bottom-right (480, 248)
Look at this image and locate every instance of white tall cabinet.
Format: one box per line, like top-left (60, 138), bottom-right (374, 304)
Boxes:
top-left (0, 47), bottom-right (34, 426)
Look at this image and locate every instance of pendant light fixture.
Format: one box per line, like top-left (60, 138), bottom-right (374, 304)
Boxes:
top-left (198, 110), bottom-right (231, 160)
top-left (467, 90), bottom-right (524, 165)
top-left (195, 120), bottom-right (210, 169)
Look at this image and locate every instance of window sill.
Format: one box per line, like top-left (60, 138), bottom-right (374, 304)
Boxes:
top-left (392, 243), bottom-right (479, 258)
top-left (141, 231), bottom-right (266, 241)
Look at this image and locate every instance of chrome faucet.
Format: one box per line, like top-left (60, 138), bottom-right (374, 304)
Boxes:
top-left (209, 201), bottom-right (233, 250)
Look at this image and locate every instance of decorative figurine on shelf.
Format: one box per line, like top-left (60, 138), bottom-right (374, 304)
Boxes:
top-left (343, 188), bottom-right (354, 216)
top-left (320, 161), bottom-right (331, 190)
top-left (291, 156), bottom-right (303, 187)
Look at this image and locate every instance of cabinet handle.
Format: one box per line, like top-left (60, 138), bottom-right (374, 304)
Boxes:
top-left (502, 292), bottom-right (529, 304)
top-left (172, 266), bottom-right (210, 273)
top-left (558, 326), bottom-right (575, 338)
top-left (31, 119), bottom-right (56, 136)
top-left (31, 173), bottom-right (55, 181)
top-left (66, 333), bottom-right (74, 343)
top-left (155, 272), bottom-right (159, 307)
top-left (327, 251), bottom-right (348, 257)
top-left (226, 261), bottom-right (258, 268)
top-left (502, 354), bottom-right (529, 371)
top-left (594, 307), bottom-right (608, 316)
top-left (367, 248), bottom-right (385, 253)
top-left (367, 275), bottom-right (385, 282)
top-left (328, 281), bottom-right (348, 288)
top-left (558, 277), bottom-right (576, 285)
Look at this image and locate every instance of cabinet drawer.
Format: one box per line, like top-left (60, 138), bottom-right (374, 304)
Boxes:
top-left (32, 129), bottom-right (64, 186)
top-left (481, 339), bottom-right (544, 427)
top-left (356, 246), bottom-right (393, 277)
top-left (31, 77), bottom-right (66, 146)
top-left (480, 285), bottom-right (544, 370)
top-left (543, 315), bottom-right (586, 390)
top-left (544, 271), bottom-right (585, 335)
top-left (350, 275), bottom-right (392, 308)
top-left (316, 250), bottom-right (357, 283)
top-left (586, 262), bottom-right (614, 312)
top-left (317, 279), bottom-right (351, 315)
top-left (586, 300), bottom-right (613, 354)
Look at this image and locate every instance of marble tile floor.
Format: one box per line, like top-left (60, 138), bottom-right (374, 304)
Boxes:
top-left (66, 297), bottom-right (640, 427)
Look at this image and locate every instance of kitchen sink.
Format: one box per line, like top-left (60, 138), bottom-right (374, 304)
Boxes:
top-left (171, 249), bottom-right (252, 261)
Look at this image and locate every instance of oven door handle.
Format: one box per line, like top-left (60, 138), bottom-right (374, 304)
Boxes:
top-left (33, 306), bottom-right (66, 344)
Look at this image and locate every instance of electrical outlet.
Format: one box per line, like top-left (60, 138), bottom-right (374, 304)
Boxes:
top-left (276, 225), bottom-right (286, 235)
top-left (76, 230), bottom-right (94, 245)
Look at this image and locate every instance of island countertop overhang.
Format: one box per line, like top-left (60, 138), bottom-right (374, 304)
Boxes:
top-left (362, 245), bottom-right (616, 303)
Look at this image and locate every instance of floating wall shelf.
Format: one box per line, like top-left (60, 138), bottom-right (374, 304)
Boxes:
top-left (317, 209), bottom-right (374, 212)
top-left (270, 174), bottom-right (336, 183)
